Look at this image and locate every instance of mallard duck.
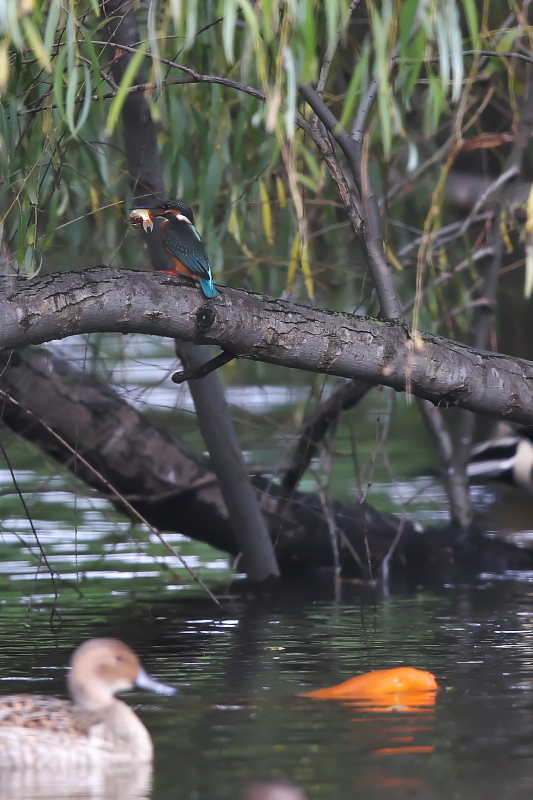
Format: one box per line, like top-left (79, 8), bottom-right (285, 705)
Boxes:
top-left (467, 428), bottom-right (533, 494)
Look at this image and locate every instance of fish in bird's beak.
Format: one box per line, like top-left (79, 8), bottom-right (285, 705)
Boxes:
top-left (129, 208), bottom-right (154, 233)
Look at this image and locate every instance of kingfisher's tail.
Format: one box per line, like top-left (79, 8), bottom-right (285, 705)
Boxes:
top-left (200, 278), bottom-right (218, 298)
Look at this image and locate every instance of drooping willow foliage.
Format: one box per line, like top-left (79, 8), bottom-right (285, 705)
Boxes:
top-left (0, 0), bottom-right (528, 336)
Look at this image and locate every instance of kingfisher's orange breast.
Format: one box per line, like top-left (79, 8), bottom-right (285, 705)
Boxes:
top-left (167, 254), bottom-right (194, 277)
top-left (160, 218), bottom-right (197, 279)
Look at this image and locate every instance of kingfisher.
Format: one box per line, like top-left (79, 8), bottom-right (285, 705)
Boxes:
top-left (129, 199), bottom-right (217, 299)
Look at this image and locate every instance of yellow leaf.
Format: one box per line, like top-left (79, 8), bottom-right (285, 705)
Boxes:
top-left (42, 108), bottom-right (53, 134)
top-left (228, 207), bottom-right (241, 244)
top-left (287, 234), bottom-right (315, 298)
top-left (526, 241), bottom-right (533, 298)
top-left (385, 244), bottom-right (403, 271)
top-left (412, 330), bottom-right (425, 351)
top-left (500, 212), bottom-right (513, 254)
top-left (526, 183), bottom-right (533, 233)
top-left (22, 16), bottom-right (51, 72)
top-left (301, 239), bottom-right (315, 299)
top-left (287, 232), bottom-right (301, 290)
top-left (276, 176), bottom-right (287, 209)
top-left (89, 186), bottom-right (99, 214)
top-left (259, 179), bottom-right (273, 244)
top-left (0, 43), bottom-right (8, 91)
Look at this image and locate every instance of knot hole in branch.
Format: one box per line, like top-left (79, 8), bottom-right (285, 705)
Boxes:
top-left (196, 304), bottom-right (217, 333)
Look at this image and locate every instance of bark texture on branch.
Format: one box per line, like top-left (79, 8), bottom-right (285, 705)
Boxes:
top-left (1, 268), bottom-right (533, 425)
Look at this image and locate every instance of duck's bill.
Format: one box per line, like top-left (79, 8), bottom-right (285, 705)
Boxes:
top-left (129, 208), bottom-right (154, 233)
top-left (136, 667), bottom-right (177, 696)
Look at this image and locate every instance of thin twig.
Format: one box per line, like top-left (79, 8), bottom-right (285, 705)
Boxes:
top-left (457, 166), bottom-right (520, 237)
top-left (300, 84), bottom-right (403, 320)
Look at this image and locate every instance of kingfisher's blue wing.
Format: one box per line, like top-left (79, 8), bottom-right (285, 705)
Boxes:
top-left (161, 218), bottom-right (214, 283)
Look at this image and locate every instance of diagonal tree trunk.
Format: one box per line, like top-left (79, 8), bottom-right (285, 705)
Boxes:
top-left (3, 347), bottom-right (532, 581)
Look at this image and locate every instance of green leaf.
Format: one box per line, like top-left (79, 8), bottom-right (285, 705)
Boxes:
top-left (17, 207), bottom-right (26, 273)
top-left (66, 64), bottom-right (79, 136)
top-left (23, 243), bottom-right (35, 277)
top-left (296, 172), bottom-right (320, 191)
top-left (53, 44), bottom-right (68, 121)
top-left (22, 16), bottom-right (51, 72)
top-left (283, 45), bottom-right (297, 137)
top-left (238, 0), bottom-right (261, 41)
top-left (448, 0), bottom-right (463, 103)
top-left (222, 0), bottom-right (238, 63)
top-left (436, 10), bottom-right (450, 93)
top-left (79, 26), bottom-right (104, 101)
top-left (185, 0), bottom-right (198, 50)
top-left (44, 0), bottom-right (61, 61)
top-left (399, 0), bottom-right (419, 54)
top-left (105, 42), bottom-right (148, 136)
top-left (26, 174), bottom-right (38, 205)
top-left (201, 150), bottom-right (220, 221)
top-left (301, 1), bottom-right (317, 83)
top-left (461, 0), bottom-right (479, 50)
top-left (0, 105), bottom-right (9, 173)
top-left (497, 27), bottom-right (521, 53)
top-left (177, 155), bottom-right (196, 198)
top-left (74, 62), bottom-right (93, 135)
top-left (26, 220), bottom-right (36, 246)
top-left (66, 12), bottom-right (76, 74)
top-left (325, 0), bottom-right (338, 58)
top-left (399, 29), bottom-right (424, 103)
top-left (301, 149), bottom-right (321, 182)
top-left (378, 86), bottom-right (392, 156)
top-left (338, 46), bottom-right (370, 130)
top-left (426, 71), bottom-right (446, 133)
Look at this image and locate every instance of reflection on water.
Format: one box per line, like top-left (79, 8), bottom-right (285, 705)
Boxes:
top-left (0, 762), bottom-right (152, 800)
top-left (49, 335), bottom-right (332, 415)
top-left (3, 334), bottom-right (533, 797)
top-left (1, 584), bottom-right (533, 798)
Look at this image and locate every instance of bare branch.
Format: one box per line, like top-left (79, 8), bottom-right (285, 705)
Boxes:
top-left (282, 378), bottom-right (372, 492)
top-left (299, 85), bottom-right (402, 320)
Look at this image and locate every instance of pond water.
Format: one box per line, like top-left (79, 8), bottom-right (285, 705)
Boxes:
top-left (2, 581), bottom-right (533, 799)
top-left (2, 335), bottom-right (533, 799)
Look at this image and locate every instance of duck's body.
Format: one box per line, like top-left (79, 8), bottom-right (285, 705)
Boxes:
top-left (467, 429), bottom-right (533, 494)
top-left (0, 638), bottom-right (175, 769)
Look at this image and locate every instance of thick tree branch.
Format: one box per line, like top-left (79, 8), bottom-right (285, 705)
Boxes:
top-left (2, 268), bottom-right (533, 424)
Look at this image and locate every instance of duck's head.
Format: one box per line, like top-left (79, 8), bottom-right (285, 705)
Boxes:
top-left (68, 638), bottom-right (176, 710)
